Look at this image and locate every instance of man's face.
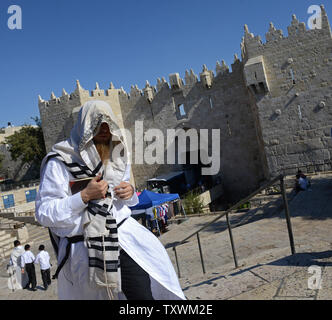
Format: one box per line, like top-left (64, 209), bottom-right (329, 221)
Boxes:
top-left (93, 122), bottom-right (111, 144)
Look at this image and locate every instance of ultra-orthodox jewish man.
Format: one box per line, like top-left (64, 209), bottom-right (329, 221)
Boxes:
top-left (35, 100), bottom-right (185, 300)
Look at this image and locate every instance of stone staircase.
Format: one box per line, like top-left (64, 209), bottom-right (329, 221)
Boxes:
top-left (0, 229), bottom-right (17, 261)
top-left (0, 215), bottom-right (50, 261)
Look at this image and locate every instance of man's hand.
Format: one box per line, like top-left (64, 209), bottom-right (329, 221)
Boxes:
top-left (81, 174), bottom-right (109, 204)
top-left (114, 182), bottom-right (134, 200)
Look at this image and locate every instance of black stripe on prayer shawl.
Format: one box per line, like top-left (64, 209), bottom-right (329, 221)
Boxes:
top-left (88, 244), bottom-right (118, 251)
top-left (92, 161), bottom-right (103, 175)
top-left (69, 170), bottom-right (94, 178)
top-left (89, 257), bottom-right (119, 265)
top-left (88, 236), bottom-right (118, 243)
top-left (65, 162), bottom-right (91, 171)
top-left (90, 202), bottom-right (112, 210)
top-left (106, 228), bottom-right (118, 234)
top-left (88, 257), bottom-right (119, 272)
top-left (87, 206), bottom-right (108, 218)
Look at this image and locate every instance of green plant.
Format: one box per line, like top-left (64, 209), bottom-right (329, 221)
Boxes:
top-left (237, 201), bottom-right (251, 210)
top-left (183, 191), bottom-right (204, 215)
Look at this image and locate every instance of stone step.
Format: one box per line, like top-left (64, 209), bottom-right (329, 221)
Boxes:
top-left (28, 231), bottom-right (49, 242)
top-left (0, 230), bottom-right (7, 237)
top-left (0, 238), bottom-right (18, 257)
top-left (0, 248), bottom-right (14, 260)
top-left (29, 234), bottom-right (50, 245)
top-left (0, 241), bottom-right (15, 253)
top-left (0, 232), bottom-right (12, 242)
top-left (26, 225), bottom-right (47, 234)
top-left (0, 234), bottom-right (17, 247)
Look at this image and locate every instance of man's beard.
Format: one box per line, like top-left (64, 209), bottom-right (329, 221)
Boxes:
top-left (95, 142), bottom-right (111, 165)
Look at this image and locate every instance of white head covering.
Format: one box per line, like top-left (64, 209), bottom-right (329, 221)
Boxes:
top-left (41, 100), bottom-right (129, 190)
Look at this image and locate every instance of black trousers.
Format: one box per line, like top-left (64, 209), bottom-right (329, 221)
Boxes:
top-left (41, 269), bottom-right (51, 289)
top-left (120, 249), bottom-right (154, 300)
top-left (25, 263), bottom-right (37, 289)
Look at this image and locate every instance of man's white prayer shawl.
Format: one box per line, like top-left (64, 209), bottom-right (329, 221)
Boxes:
top-left (40, 100), bottom-right (129, 291)
top-left (37, 100), bottom-right (186, 300)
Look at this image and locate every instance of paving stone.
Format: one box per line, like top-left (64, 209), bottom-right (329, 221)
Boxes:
top-left (229, 280), bottom-right (280, 300)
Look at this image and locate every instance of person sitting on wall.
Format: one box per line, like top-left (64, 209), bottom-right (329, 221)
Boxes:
top-left (295, 170), bottom-right (311, 192)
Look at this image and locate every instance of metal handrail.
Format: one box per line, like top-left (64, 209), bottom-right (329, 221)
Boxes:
top-left (171, 174), bottom-right (296, 277)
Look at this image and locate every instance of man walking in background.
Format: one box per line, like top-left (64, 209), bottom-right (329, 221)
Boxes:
top-left (35, 244), bottom-right (52, 290)
top-left (8, 240), bottom-right (26, 290)
top-left (20, 244), bottom-right (37, 291)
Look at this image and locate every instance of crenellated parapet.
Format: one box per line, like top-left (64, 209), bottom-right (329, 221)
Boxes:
top-left (39, 57), bottom-right (241, 107)
top-left (143, 81), bottom-right (156, 103)
top-left (130, 84), bottom-right (143, 99)
top-left (265, 22), bottom-right (283, 42)
top-left (91, 82), bottom-right (105, 97)
top-left (216, 60), bottom-right (229, 76)
top-left (287, 14), bottom-right (306, 37)
top-left (185, 69), bottom-right (198, 85)
top-left (199, 65), bottom-right (214, 89)
top-left (156, 77), bottom-right (169, 91)
top-left (242, 5), bottom-right (331, 61)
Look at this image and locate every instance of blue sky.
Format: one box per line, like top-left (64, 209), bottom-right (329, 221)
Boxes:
top-left (0, 0), bottom-right (330, 128)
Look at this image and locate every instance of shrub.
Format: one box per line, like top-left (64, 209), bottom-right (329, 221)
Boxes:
top-left (183, 191), bottom-right (204, 215)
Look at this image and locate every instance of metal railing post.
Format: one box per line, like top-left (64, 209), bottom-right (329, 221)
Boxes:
top-left (280, 175), bottom-right (296, 255)
top-left (226, 212), bottom-right (239, 268)
top-left (196, 233), bottom-right (206, 274)
top-left (173, 247), bottom-right (181, 278)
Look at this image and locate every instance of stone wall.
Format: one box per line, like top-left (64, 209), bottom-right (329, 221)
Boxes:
top-left (243, 6), bottom-right (332, 177)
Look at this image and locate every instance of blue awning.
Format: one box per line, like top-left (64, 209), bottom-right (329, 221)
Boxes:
top-left (129, 189), bottom-right (180, 210)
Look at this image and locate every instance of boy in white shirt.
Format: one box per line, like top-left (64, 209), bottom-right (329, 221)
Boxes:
top-left (35, 244), bottom-right (52, 290)
top-left (21, 244), bottom-right (37, 291)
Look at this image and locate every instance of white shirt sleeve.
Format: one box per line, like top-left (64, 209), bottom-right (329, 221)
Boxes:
top-left (121, 163), bottom-right (139, 207)
top-left (35, 158), bottom-right (88, 228)
top-left (35, 253), bottom-right (40, 265)
top-left (20, 254), bottom-right (25, 268)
